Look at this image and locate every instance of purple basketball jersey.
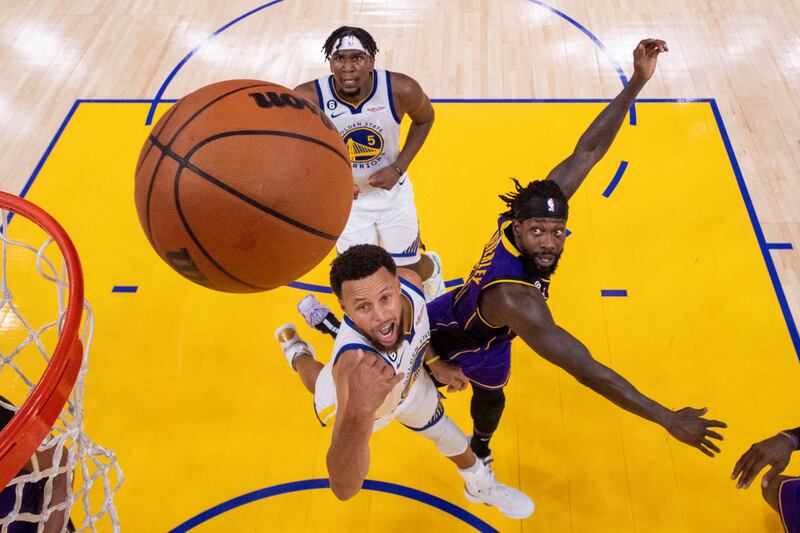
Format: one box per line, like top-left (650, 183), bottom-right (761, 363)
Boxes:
top-left (428, 216), bottom-right (549, 388)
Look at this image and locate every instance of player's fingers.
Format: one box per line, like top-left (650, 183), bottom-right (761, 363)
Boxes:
top-left (389, 372), bottom-right (405, 386)
top-left (701, 439), bottom-right (721, 454)
top-left (697, 443), bottom-right (714, 458)
top-left (739, 457), bottom-right (766, 488)
top-left (732, 450), bottom-right (751, 480)
top-left (705, 430), bottom-right (724, 440)
top-left (704, 419), bottom-right (727, 429)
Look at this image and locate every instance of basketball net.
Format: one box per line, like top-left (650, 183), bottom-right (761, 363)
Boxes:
top-left (0, 192), bottom-right (121, 532)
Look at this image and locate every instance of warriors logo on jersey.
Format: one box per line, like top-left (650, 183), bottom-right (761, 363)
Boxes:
top-left (341, 124), bottom-right (385, 164)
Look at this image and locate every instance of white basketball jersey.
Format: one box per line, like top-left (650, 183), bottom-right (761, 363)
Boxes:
top-left (314, 69), bottom-right (406, 202)
top-left (325, 277), bottom-right (431, 424)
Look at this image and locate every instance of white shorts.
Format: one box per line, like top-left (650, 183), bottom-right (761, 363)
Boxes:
top-left (313, 362), bottom-right (443, 432)
top-left (336, 177), bottom-right (421, 267)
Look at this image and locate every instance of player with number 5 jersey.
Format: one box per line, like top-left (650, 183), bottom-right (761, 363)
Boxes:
top-left (293, 26), bottom-right (445, 303)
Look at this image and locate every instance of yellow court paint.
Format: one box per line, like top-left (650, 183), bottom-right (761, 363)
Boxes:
top-left (8, 100), bottom-right (798, 532)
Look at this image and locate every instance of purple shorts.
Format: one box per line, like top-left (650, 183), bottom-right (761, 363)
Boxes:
top-left (428, 292), bottom-right (512, 390)
top-left (781, 477), bottom-right (800, 533)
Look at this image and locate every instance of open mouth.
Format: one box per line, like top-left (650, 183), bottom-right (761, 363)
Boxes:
top-left (374, 322), bottom-right (397, 346)
top-left (535, 254), bottom-right (555, 268)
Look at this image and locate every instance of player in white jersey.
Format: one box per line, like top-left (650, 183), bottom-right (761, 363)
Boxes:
top-left (294, 26), bottom-right (445, 303)
top-left (274, 244), bottom-right (533, 519)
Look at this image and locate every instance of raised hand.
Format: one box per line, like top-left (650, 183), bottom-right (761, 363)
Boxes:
top-left (731, 433), bottom-right (795, 489)
top-left (346, 350), bottom-right (404, 414)
top-left (666, 407), bottom-right (726, 457)
top-left (632, 38), bottom-right (668, 83)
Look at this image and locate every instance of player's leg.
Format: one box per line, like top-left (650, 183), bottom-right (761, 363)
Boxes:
top-left (764, 476), bottom-right (800, 531)
top-left (448, 344), bottom-right (512, 460)
top-left (376, 181), bottom-right (444, 301)
top-left (470, 385), bottom-right (506, 460)
top-left (274, 323), bottom-right (322, 394)
top-left (397, 373), bottom-right (533, 518)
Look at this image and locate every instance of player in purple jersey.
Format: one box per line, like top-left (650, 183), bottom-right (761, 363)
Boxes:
top-left (732, 427), bottom-right (800, 533)
top-left (426, 38), bottom-right (728, 465)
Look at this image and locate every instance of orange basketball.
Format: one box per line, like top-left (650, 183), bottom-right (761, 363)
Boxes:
top-left (134, 80), bottom-right (352, 293)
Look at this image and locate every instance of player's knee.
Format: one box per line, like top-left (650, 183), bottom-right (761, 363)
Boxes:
top-left (470, 387), bottom-right (506, 428)
top-left (418, 416), bottom-right (470, 457)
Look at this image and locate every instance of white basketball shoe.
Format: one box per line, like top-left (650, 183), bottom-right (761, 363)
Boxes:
top-left (423, 250), bottom-right (446, 302)
top-left (459, 455), bottom-right (534, 519)
top-left (274, 323), bottom-right (315, 370)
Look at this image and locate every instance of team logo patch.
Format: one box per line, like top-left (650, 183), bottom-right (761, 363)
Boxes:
top-left (342, 126), bottom-right (384, 163)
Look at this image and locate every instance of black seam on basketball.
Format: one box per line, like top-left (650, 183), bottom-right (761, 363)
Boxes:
top-left (167, 83), bottom-right (281, 147)
top-left (186, 129), bottom-right (350, 167)
top-left (172, 162), bottom-right (269, 291)
top-left (140, 98), bottom-right (183, 166)
top-left (149, 133), bottom-right (341, 241)
top-left (144, 150), bottom-right (169, 245)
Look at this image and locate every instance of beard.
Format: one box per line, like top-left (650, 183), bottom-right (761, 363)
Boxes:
top-left (358, 317), bottom-right (406, 354)
top-left (521, 250), bottom-right (562, 278)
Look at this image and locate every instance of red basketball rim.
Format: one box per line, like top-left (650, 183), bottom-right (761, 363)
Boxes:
top-left (0, 192), bottom-right (84, 489)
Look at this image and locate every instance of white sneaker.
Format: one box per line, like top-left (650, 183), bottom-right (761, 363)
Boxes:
top-left (460, 456), bottom-right (534, 519)
top-left (423, 251), bottom-right (446, 302)
top-left (274, 323), bottom-right (315, 370)
top-left (297, 294), bottom-right (331, 328)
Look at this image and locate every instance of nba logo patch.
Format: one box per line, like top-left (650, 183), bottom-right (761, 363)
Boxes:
top-left (547, 198), bottom-right (555, 212)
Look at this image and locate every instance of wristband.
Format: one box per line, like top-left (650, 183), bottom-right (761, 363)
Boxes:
top-left (425, 355), bottom-right (440, 365)
top-left (781, 428), bottom-right (800, 450)
top-left (390, 163), bottom-right (404, 176)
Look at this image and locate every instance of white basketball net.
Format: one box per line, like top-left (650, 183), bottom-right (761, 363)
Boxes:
top-left (0, 207), bottom-right (122, 532)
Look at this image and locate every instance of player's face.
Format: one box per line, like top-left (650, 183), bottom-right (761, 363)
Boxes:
top-left (339, 267), bottom-right (405, 351)
top-left (513, 217), bottom-right (567, 277)
top-left (330, 50), bottom-right (374, 97)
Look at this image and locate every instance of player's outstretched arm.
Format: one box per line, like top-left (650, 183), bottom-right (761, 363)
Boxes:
top-left (479, 282), bottom-right (726, 457)
top-left (546, 39), bottom-right (668, 199)
top-left (326, 350), bottom-right (404, 500)
top-left (368, 73), bottom-right (435, 190)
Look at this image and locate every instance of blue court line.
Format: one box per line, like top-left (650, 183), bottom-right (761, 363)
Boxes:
top-left (602, 160), bottom-right (629, 198)
top-left (111, 286), bottom-right (138, 293)
top-left (144, 0), bottom-right (286, 126)
top-left (526, 0), bottom-right (635, 125)
top-left (601, 289), bottom-right (628, 297)
top-left (18, 100), bottom-right (81, 200)
top-left (709, 99), bottom-right (800, 359)
top-left (168, 478), bottom-right (498, 533)
top-left (287, 281), bottom-right (333, 294)
top-left (766, 242), bottom-right (794, 250)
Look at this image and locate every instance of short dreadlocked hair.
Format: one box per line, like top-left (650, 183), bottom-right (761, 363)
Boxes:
top-left (499, 178), bottom-right (568, 220)
top-left (330, 244), bottom-right (396, 298)
top-left (322, 26), bottom-right (379, 60)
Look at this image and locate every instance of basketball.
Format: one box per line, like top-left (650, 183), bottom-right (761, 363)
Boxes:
top-left (134, 79), bottom-right (353, 293)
